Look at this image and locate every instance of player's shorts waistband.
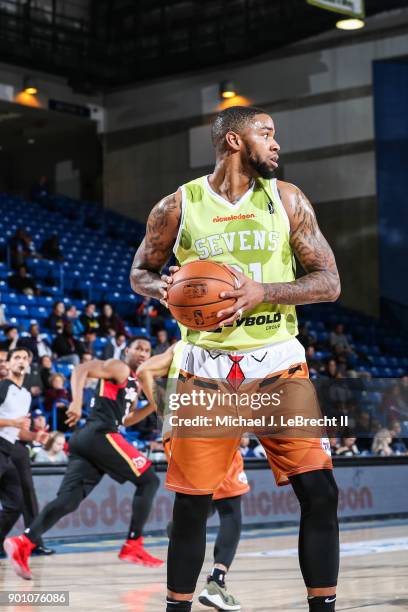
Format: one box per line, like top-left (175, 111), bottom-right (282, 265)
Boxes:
top-left (188, 337), bottom-right (301, 357)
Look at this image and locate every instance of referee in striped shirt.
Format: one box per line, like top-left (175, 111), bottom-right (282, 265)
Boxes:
top-left (0, 348), bottom-right (48, 552)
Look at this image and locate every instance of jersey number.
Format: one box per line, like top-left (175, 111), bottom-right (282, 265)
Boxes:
top-left (230, 262), bottom-right (263, 282)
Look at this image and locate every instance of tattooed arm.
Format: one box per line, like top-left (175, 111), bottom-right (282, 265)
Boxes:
top-left (129, 191), bottom-right (182, 299)
top-left (217, 182), bottom-right (340, 324)
top-left (263, 181), bottom-right (341, 304)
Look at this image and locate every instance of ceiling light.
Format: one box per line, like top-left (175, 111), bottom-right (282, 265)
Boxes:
top-left (23, 77), bottom-right (38, 95)
top-left (27, 138), bottom-right (35, 145)
top-left (220, 80), bottom-right (237, 99)
top-left (336, 18), bottom-right (365, 30)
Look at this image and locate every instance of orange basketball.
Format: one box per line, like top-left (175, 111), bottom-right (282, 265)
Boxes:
top-left (167, 261), bottom-right (237, 330)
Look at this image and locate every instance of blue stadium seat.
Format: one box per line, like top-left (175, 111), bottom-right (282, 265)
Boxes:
top-left (1, 293), bottom-right (18, 305)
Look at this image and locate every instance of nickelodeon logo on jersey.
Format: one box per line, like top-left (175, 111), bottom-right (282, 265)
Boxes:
top-left (195, 229), bottom-right (280, 259)
top-left (213, 213), bottom-right (256, 223)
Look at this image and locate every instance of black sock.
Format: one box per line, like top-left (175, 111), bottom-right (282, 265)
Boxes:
top-left (308, 595), bottom-right (336, 612)
top-left (209, 567), bottom-right (226, 587)
top-left (166, 598), bottom-right (192, 611)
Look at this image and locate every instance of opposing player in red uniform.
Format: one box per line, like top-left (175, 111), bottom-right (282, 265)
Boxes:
top-left (5, 336), bottom-right (163, 580)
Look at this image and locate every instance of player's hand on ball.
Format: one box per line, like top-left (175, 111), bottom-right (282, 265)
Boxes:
top-left (217, 266), bottom-right (264, 326)
top-left (160, 265), bottom-right (180, 308)
top-left (65, 402), bottom-right (82, 427)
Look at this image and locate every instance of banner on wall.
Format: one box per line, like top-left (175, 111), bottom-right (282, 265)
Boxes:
top-left (307, 0), bottom-right (365, 17)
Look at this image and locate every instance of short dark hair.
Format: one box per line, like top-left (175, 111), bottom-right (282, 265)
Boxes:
top-left (211, 105), bottom-right (268, 151)
top-left (127, 335), bottom-right (151, 348)
top-left (7, 347), bottom-right (31, 360)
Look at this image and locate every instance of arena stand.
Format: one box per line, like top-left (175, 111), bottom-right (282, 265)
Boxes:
top-left (0, 192), bottom-right (407, 459)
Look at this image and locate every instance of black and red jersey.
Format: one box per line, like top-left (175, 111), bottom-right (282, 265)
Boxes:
top-left (87, 373), bottom-right (139, 432)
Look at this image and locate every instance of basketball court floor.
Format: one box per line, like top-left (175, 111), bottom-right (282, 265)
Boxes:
top-left (1, 520), bottom-right (407, 611)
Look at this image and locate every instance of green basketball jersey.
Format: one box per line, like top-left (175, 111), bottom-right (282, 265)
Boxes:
top-left (173, 175), bottom-right (298, 351)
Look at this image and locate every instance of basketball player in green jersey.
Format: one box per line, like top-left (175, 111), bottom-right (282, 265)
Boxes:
top-left (130, 106), bottom-right (341, 612)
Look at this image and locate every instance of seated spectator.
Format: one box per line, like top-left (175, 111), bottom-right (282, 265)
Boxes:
top-left (134, 297), bottom-right (151, 328)
top-left (30, 408), bottom-right (50, 458)
top-left (331, 344), bottom-right (349, 375)
top-left (31, 408), bottom-right (49, 434)
top-left (34, 431), bottom-right (68, 464)
top-left (80, 302), bottom-right (100, 334)
top-left (18, 323), bottom-right (52, 363)
top-left (103, 333), bottom-right (127, 360)
top-left (0, 326), bottom-right (19, 351)
top-left (8, 265), bottom-right (39, 296)
top-left (98, 303), bottom-right (126, 337)
top-left (239, 434), bottom-right (255, 458)
top-left (371, 428), bottom-right (393, 457)
top-left (330, 437), bottom-right (340, 454)
top-left (382, 382), bottom-right (407, 421)
top-left (46, 301), bottom-right (68, 334)
top-left (150, 302), bottom-right (169, 335)
top-left (324, 358), bottom-right (338, 379)
top-left (39, 354), bottom-right (55, 390)
top-left (52, 322), bottom-right (83, 366)
top-left (22, 350), bottom-right (44, 405)
top-left (66, 305), bottom-right (84, 336)
top-left (83, 330), bottom-right (97, 356)
top-left (9, 228), bottom-right (35, 269)
top-left (329, 323), bottom-right (352, 354)
top-left (154, 329), bottom-right (170, 355)
top-left (335, 435), bottom-right (359, 457)
top-left (40, 233), bottom-right (63, 261)
top-left (305, 345), bottom-right (323, 377)
top-left (389, 420), bottom-right (407, 455)
top-left (44, 373), bottom-right (71, 430)
top-left (355, 410), bottom-right (373, 453)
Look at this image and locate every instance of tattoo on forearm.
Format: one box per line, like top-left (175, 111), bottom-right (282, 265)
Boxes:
top-left (130, 192), bottom-right (181, 298)
top-left (264, 188), bottom-right (340, 305)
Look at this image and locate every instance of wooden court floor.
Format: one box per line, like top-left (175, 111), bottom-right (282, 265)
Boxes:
top-left (1, 521), bottom-right (407, 611)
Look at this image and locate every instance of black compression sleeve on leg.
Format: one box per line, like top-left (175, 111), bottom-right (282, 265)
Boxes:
top-left (167, 493), bottom-right (212, 594)
top-left (290, 470), bottom-right (339, 589)
top-left (128, 467), bottom-right (160, 539)
top-left (213, 496), bottom-right (242, 569)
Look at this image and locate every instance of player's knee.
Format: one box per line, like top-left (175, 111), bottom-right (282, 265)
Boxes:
top-left (292, 470), bottom-right (338, 517)
top-left (136, 467), bottom-right (160, 494)
top-left (148, 469), bottom-right (160, 493)
top-left (173, 493), bottom-right (212, 535)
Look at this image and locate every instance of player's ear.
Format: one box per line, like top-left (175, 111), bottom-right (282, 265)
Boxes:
top-left (225, 130), bottom-right (241, 152)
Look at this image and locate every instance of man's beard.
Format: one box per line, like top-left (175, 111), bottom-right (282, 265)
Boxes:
top-left (246, 147), bottom-right (276, 179)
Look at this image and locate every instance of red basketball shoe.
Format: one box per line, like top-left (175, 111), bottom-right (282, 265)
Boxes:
top-left (4, 535), bottom-right (35, 580)
top-left (118, 537), bottom-right (163, 567)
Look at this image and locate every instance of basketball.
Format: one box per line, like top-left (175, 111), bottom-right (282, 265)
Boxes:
top-left (167, 261), bottom-right (238, 330)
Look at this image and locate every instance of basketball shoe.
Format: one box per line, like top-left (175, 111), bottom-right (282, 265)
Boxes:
top-left (4, 535), bottom-right (35, 580)
top-left (198, 577), bottom-right (241, 610)
top-left (118, 537), bottom-right (163, 567)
